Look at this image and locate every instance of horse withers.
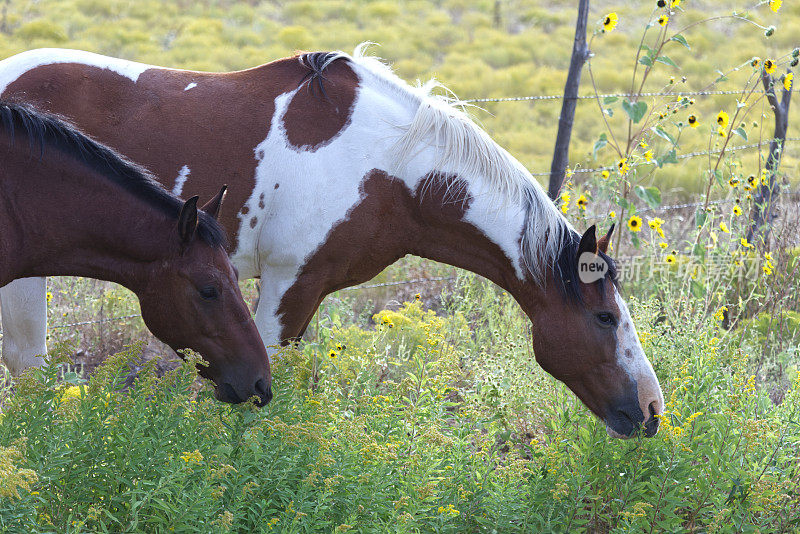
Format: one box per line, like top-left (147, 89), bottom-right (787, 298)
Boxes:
top-left (0, 101), bottom-right (272, 406)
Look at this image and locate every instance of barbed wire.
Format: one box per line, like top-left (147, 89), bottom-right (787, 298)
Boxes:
top-left (463, 89), bottom-right (799, 104)
top-left (527, 137), bottom-right (800, 177)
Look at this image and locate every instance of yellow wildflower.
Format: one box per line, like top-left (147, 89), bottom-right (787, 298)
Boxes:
top-left (733, 205), bottom-right (742, 216)
top-left (601, 169), bottom-right (610, 179)
top-left (603, 12), bottom-right (618, 32)
top-left (688, 114), bottom-right (698, 127)
top-left (716, 111), bottom-right (729, 128)
top-left (609, 210), bottom-right (616, 219)
top-left (665, 254), bottom-right (676, 264)
top-left (740, 237), bottom-right (753, 248)
top-left (659, 242), bottom-right (668, 249)
top-left (180, 450), bottom-right (204, 464)
top-left (576, 194), bottom-right (588, 210)
top-left (618, 157), bottom-right (629, 174)
top-left (644, 149), bottom-right (654, 162)
top-left (784, 72), bottom-right (794, 91)
top-left (764, 59), bottom-right (777, 74)
top-left (628, 215), bottom-right (643, 233)
top-left (658, 14), bottom-right (669, 26)
top-left (719, 221), bottom-right (730, 233)
top-left (751, 57), bottom-right (760, 68)
top-left (671, 0), bottom-right (681, 6)
top-left (769, 0), bottom-right (782, 12)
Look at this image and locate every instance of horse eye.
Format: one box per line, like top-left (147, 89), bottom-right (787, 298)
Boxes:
top-left (199, 286), bottom-right (219, 300)
top-left (596, 312), bottom-right (616, 327)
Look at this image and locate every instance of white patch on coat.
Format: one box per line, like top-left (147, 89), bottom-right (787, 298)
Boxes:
top-left (231, 63), bottom-right (537, 358)
top-left (184, 82), bottom-right (197, 91)
top-left (0, 49), bottom-right (159, 93)
top-left (614, 291), bottom-right (665, 418)
top-left (172, 165), bottom-right (191, 196)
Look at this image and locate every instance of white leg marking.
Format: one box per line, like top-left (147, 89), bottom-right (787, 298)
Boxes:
top-left (172, 165), bottom-right (191, 196)
top-left (0, 278), bottom-right (48, 376)
top-left (184, 82), bottom-right (197, 91)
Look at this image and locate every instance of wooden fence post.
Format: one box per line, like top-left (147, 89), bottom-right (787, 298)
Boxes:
top-left (747, 68), bottom-right (792, 245)
top-left (548, 0), bottom-right (590, 200)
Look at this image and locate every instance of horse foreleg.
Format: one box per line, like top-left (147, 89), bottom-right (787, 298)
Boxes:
top-left (0, 277), bottom-right (48, 375)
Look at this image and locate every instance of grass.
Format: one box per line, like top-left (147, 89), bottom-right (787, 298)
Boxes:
top-left (0, 273), bottom-right (798, 532)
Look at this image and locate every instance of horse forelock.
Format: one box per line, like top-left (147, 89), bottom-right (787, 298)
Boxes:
top-left (0, 100), bottom-right (226, 249)
top-left (554, 229), bottom-right (619, 303)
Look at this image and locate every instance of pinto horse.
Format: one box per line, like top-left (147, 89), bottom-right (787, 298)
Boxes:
top-left (0, 101), bottom-right (272, 406)
top-left (0, 47), bottom-right (662, 437)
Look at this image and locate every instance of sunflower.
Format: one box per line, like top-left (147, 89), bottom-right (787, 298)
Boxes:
top-left (665, 254), bottom-right (677, 264)
top-left (576, 195), bottom-right (588, 210)
top-left (717, 127), bottom-right (727, 137)
top-left (688, 114), bottom-right (698, 127)
top-left (716, 111), bottom-right (729, 128)
top-left (770, 0), bottom-right (782, 12)
top-left (671, 0), bottom-right (681, 6)
top-left (618, 157), bottom-right (630, 174)
top-left (644, 149), bottom-right (654, 162)
top-left (719, 221), bottom-right (730, 233)
top-left (603, 12), bottom-right (618, 32)
top-left (740, 237), bottom-right (753, 249)
top-left (733, 205), bottom-right (742, 216)
top-left (609, 210), bottom-right (617, 219)
top-left (658, 14), bottom-right (669, 26)
top-left (784, 72), bottom-right (794, 91)
top-left (728, 177), bottom-right (739, 188)
top-left (764, 59), bottom-right (777, 74)
top-left (601, 170), bottom-right (610, 180)
top-left (628, 215), bottom-right (643, 232)
top-left (328, 349), bottom-right (338, 359)
top-left (657, 0), bottom-right (666, 6)
top-left (751, 57), bottom-right (761, 68)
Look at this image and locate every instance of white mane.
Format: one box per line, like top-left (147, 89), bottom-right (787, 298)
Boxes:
top-left (324, 44), bottom-right (572, 285)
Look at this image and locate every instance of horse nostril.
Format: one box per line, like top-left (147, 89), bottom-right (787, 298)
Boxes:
top-left (649, 401), bottom-right (659, 418)
top-left (254, 378), bottom-right (273, 405)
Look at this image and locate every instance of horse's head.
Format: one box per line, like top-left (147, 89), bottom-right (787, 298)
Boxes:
top-left (529, 225), bottom-right (663, 438)
top-left (136, 190), bottom-right (272, 406)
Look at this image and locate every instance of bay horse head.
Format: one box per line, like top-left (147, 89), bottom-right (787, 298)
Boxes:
top-left (0, 101), bottom-right (271, 406)
top-left (132, 189), bottom-right (273, 407)
top-left (528, 224), bottom-right (663, 437)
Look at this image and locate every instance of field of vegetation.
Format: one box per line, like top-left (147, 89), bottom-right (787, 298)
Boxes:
top-left (0, 0), bottom-right (799, 532)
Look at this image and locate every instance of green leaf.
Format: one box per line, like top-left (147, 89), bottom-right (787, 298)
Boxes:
top-left (652, 125), bottom-right (677, 145)
top-left (656, 55), bottom-right (680, 69)
top-left (638, 55), bottom-right (653, 67)
top-left (657, 149), bottom-right (678, 167)
top-left (635, 185), bottom-right (662, 208)
top-left (733, 127), bottom-right (748, 140)
top-left (622, 100), bottom-right (648, 123)
top-left (603, 96), bottom-right (618, 104)
top-left (670, 34), bottom-right (690, 49)
top-left (690, 280), bottom-right (706, 299)
top-left (592, 133), bottom-right (608, 160)
top-left (695, 206), bottom-right (707, 228)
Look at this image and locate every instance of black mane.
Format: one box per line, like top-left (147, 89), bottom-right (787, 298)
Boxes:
top-left (553, 228), bottom-right (619, 303)
top-left (0, 100), bottom-right (226, 248)
top-left (298, 51), bottom-right (346, 98)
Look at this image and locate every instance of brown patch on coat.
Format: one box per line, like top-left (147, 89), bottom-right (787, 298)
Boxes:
top-left (1, 55), bottom-right (359, 252)
top-left (275, 169), bottom-right (519, 342)
top-left (282, 59), bottom-right (359, 152)
top-left (249, 217), bottom-right (258, 228)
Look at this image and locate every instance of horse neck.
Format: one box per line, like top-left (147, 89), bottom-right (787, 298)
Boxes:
top-left (0, 143), bottom-right (174, 291)
top-left (401, 170), bottom-right (543, 315)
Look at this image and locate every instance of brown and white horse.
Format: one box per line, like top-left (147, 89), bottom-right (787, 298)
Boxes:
top-left (0, 46), bottom-right (662, 436)
top-left (0, 100), bottom-right (271, 406)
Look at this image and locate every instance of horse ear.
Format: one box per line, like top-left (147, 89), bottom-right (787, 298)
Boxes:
top-left (577, 225), bottom-right (598, 258)
top-left (597, 223), bottom-right (615, 254)
top-left (200, 185), bottom-right (227, 221)
top-left (178, 196), bottom-right (199, 243)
